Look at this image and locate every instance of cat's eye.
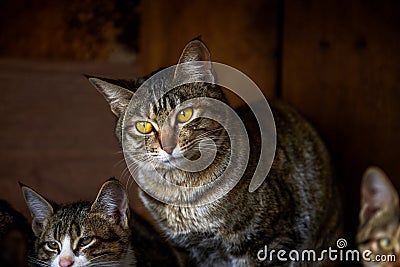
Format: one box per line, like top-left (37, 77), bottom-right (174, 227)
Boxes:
top-left (177, 107), bottom-right (193, 123)
top-left (45, 241), bottom-right (59, 251)
top-left (78, 236), bottom-right (94, 247)
top-left (136, 121), bottom-right (153, 134)
top-left (378, 238), bottom-right (393, 250)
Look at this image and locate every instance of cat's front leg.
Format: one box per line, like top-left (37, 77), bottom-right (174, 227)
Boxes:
top-left (229, 255), bottom-right (252, 267)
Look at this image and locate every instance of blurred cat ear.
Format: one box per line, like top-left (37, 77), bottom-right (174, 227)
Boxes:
top-left (359, 166), bottom-right (399, 225)
top-left (173, 39), bottom-right (215, 84)
top-left (86, 76), bottom-right (134, 117)
top-left (91, 178), bottom-right (129, 229)
top-left (20, 183), bottom-right (54, 236)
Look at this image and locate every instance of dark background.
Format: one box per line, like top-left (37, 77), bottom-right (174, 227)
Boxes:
top-left (1, 0), bottom-right (399, 252)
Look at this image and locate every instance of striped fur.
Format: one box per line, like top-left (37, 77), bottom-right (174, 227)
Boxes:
top-left (21, 179), bottom-right (134, 267)
top-left (88, 39), bottom-right (342, 266)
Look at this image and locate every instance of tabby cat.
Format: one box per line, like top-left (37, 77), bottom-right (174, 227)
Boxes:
top-left (357, 166), bottom-right (400, 266)
top-left (21, 178), bottom-right (135, 267)
top-left (0, 199), bottom-right (33, 267)
top-left (88, 39), bottom-right (341, 266)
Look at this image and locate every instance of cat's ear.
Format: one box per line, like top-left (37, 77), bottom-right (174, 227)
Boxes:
top-left (20, 183), bottom-right (54, 236)
top-left (91, 178), bottom-right (129, 229)
top-left (173, 39), bottom-right (215, 83)
top-left (86, 75), bottom-right (134, 117)
top-left (359, 166), bottom-right (399, 225)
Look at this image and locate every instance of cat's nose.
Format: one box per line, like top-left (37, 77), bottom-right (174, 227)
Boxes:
top-left (160, 128), bottom-right (177, 154)
top-left (162, 145), bottom-right (176, 154)
top-left (59, 256), bottom-right (74, 267)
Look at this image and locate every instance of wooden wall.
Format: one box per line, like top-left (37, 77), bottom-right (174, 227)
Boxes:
top-left (0, 61), bottom-right (143, 218)
top-left (0, 0), bottom-right (399, 247)
top-left (282, 0), bottom-right (400, 238)
top-left (139, 0), bottom-right (278, 99)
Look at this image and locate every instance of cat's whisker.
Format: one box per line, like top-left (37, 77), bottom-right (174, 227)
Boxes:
top-left (120, 163), bottom-right (139, 182)
top-left (189, 136), bottom-right (243, 146)
top-left (189, 134), bottom-right (231, 144)
top-left (193, 128), bottom-right (227, 138)
top-left (113, 156), bottom-right (128, 169)
top-left (28, 256), bottom-right (51, 267)
top-left (193, 148), bottom-right (226, 153)
top-left (180, 142), bottom-right (228, 153)
top-left (113, 149), bottom-right (126, 155)
top-left (124, 174), bottom-right (137, 192)
top-left (88, 261), bottom-right (121, 267)
top-left (119, 154), bottom-right (153, 179)
top-left (193, 127), bottom-right (224, 138)
top-left (86, 256), bottom-right (114, 265)
top-left (113, 149), bottom-right (152, 169)
top-left (119, 156), bottom-right (158, 184)
top-left (120, 164), bottom-right (134, 181)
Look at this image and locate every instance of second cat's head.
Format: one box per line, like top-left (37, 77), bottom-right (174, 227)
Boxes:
top-left (21, 178), bottom-right (133, 267)
top-left (357, 166), bottom-right (400, 266)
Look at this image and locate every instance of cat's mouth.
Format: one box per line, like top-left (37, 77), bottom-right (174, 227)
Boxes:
top-left (156, 149), bottom-right (184, 165)
top-left (157, 150), bottom-right (185, 164)
top-left (155, 148), bottom-right (201, 168)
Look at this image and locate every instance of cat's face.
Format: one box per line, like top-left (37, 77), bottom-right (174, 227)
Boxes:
top-left (22, 179), bottom-right (133, 267)
top-left (357, 167), bottom-right (400, 266)
top-left (88, 40), bottom-right (228, 174)
top-left (123, 84), bottom-right (227, 172)
top-left (34, 205), bottom-right (130, 267)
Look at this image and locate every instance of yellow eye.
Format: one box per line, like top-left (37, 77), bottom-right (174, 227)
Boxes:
top-left (78, 236), bottom-right (94, 247)
top-left (46, 241), bottom-right (59, 251)
top-left (378, 238), bottom-right (393, 250)
top-left (177, 107), bottom-right (193, 123)
top-left (136, 121), bottom-right (153, 134)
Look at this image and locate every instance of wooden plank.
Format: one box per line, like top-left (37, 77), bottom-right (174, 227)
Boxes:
top-left (139, 0), bottom-right (279, 101)
top-left (282, 0), bottom-right (400, 241)
top-left (0, 60), bottom-right (147, 219)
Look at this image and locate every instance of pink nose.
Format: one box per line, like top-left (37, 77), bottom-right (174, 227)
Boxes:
top-left (59, 256), bottom-right (74, 267)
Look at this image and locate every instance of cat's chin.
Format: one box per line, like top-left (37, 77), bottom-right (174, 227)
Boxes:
top-left (130, 155), bottom-right (182, 171)
top-left (146, 150), bottom-right (205, 172)
top-left (155, 158), bottom-right (174, 169)
top-left (155, 155), bottom-right (185, 169)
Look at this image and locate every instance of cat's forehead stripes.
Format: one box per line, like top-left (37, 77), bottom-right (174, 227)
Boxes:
top-left (71, 220), bottom-right (82, 237)
top-left (50, 221), bottom-right (81, 248)
top-left (46, 203), bottom-right (89, 242)
top-left (150, 93), bottom-right (180, 118)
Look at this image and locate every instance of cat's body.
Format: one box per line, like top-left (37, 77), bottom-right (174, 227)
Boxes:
top-left (0, 200), bottom-right (33, 267)
top-left (357, 167), bottom-right (400, 266)
top-left (22, 179), bottom-right (135, 267)
top-left (130, 211), bottom-right (188, 267)
top-left (136, 101), bottom-right (340, 266)
top-left (88, 39), bottom-right (341, 266)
